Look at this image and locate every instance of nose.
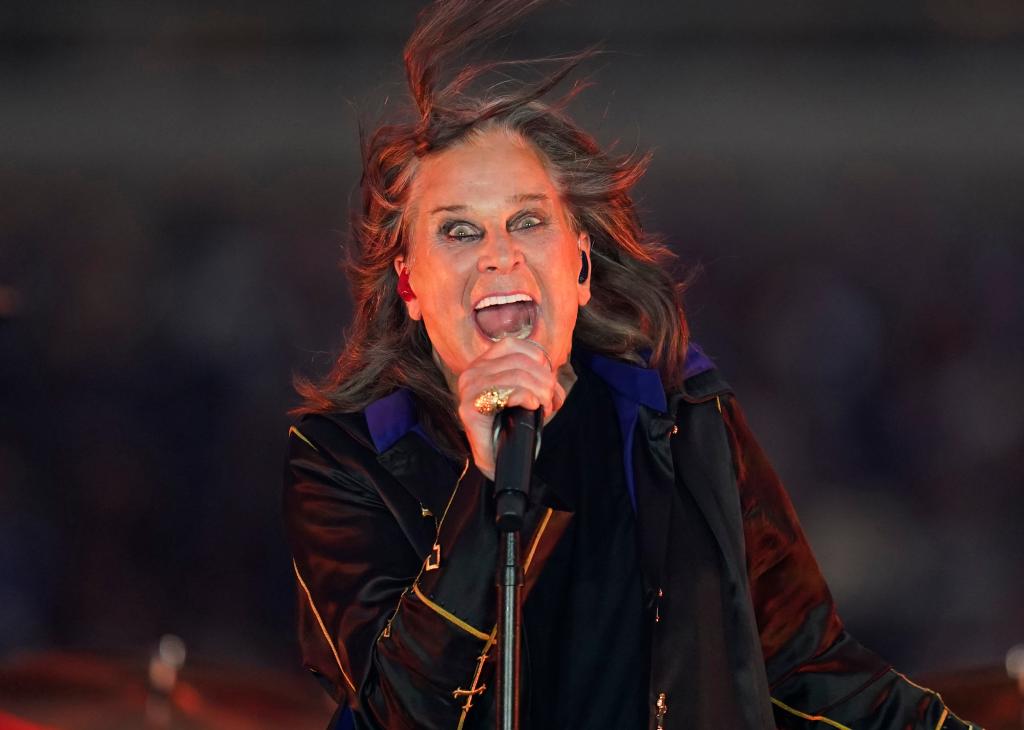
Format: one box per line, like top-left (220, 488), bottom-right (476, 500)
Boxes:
top-left (477, 228), bottom-right (523, 274)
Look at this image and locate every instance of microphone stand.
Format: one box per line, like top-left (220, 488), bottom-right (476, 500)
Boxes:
top-left (492, 407), bottom-right (541, 730)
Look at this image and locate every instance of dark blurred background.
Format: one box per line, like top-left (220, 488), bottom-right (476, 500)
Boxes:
top-left (1, 0), bottom-right (1022, 719)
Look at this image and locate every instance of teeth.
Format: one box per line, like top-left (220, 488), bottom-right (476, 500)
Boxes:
top-left (474, 293), bottom-right (534, 310)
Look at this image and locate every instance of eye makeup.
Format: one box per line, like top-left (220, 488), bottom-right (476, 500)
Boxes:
top-left (439, 220), bottom-right (481, 241)
top-left (437, 209), bottom-right (548, 242)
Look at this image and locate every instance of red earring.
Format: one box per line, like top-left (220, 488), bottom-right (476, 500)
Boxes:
top-left (397, 268), bottom-right (416, 302)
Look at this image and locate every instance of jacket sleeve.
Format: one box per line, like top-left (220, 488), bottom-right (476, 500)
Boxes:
top-left (718, 395), bottom-right (978, 730)
top-left (282, 417), bottom-right (564, 730)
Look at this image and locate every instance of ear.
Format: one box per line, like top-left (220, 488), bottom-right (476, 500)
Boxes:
top-left (576, 232), bottom-right (592, 307)
top-left (393, 256), bottom-right (422, 320)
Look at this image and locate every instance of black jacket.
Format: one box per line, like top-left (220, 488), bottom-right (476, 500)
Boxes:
top-left (283, 346), bottom-right (975, 729)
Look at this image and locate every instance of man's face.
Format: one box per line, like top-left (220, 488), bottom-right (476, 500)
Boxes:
top-left (396, 127), bottom-right (591, 381)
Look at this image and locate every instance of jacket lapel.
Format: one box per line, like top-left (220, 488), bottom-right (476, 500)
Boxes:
top-left (376, 432), bottom-right (459, 525)
top-left (668, 393), bottom-right (745, 582)
top-left (634, 405), bottom-right (678, 592)
top-left (362, 388), bottom-right (461, 554)
top-left (668, 391), bottom-right (775, 729)
top-left (585, 346), bottom-right (738, 590)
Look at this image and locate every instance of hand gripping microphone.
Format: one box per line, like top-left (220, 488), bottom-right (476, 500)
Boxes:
top-left (492, 406), bottom-right (542, 531)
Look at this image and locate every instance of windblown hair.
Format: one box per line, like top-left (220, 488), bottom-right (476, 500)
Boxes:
top-left (295, 0), bottom-right (691, 457)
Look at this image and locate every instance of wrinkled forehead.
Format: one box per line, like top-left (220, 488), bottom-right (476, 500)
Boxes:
top-left (402, 128), bottom-right (572, 245)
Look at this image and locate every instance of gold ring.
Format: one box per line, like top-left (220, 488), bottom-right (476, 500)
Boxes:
top-left (473, 387), bottom-right (514, 415)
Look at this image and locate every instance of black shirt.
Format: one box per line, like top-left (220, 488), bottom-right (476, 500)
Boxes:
top-left (523, 361), bottom-right (650, 729)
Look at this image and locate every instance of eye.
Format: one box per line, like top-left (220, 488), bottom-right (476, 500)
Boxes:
top-left (511, 213), bottom-right (544, 231)
top-left (441, 221), bottom-right (480, 241)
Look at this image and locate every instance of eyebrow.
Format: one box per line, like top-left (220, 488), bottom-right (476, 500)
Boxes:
top-left (428, 193), bottom-right (550, 216)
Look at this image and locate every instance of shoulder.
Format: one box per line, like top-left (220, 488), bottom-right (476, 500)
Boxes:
top-left (674, 343), bottom-right (752, 454)
top-left (677, 341), bottom-right (734, 404)
top-left (285, 409), bottom-right (377, 467)
top-left (577, 341), bottom-right (734, 408)
top-left (282, 409), bottom-right (388, 523)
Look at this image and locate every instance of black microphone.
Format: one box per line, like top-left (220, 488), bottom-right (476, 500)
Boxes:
top-left (492, 406), bottom-right (542, 531)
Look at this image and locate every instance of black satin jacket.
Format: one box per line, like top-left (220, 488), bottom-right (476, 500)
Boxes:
top-left (283, 345), bottom-right (977, 730)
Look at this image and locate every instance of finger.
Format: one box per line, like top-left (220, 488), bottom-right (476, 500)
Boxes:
top-left (503, 386), bottom-right (543, 412)
top-left (460, 387), bottom-right (537, 422)
top-left (521, 338), bottom-right (553, 372)
top-left (462, 370), bottom-right (557, 409)
top-left (472, 352), bottom-right (551, 378)
top-left (464, 382), bottom-right (556, 423)
top-left (458, 357), bottom-right (556, 399)
top-left (461, 365), bottom-right (552, 398)
top-left (476, 336), bottom-right (550, 369)
top-left (553, 380), bottom-right (567, 411)
top-left (462, 379), bottom-right (554, 421)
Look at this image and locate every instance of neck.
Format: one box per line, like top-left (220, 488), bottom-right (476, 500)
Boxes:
top-left (432, 347), bottom-right (459, 396)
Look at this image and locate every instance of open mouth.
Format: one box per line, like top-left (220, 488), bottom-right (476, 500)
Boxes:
top-left (473, 293), bottom-right (537, 341)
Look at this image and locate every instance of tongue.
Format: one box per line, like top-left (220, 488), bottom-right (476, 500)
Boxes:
top-left (474, 301), bottom-right (536, 341)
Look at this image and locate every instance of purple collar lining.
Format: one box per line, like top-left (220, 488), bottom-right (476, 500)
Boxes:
top-left (364, 388), bottom-right (419, 454)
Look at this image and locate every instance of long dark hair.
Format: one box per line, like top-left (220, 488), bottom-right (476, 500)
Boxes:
top-left (294, 0), bottom-right (691, 457)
